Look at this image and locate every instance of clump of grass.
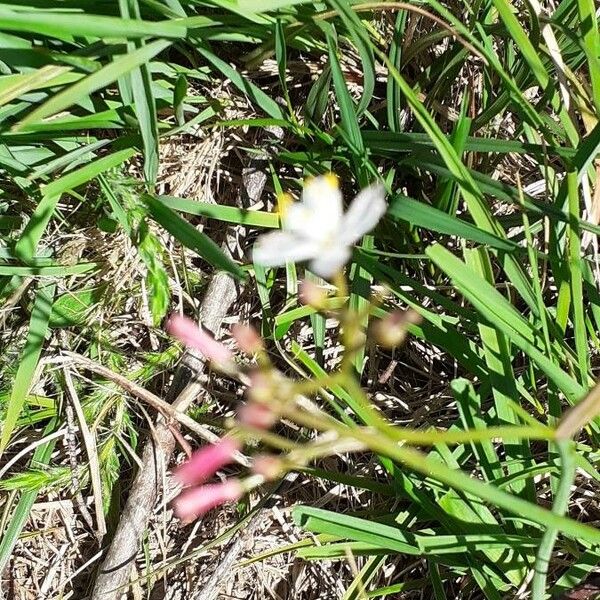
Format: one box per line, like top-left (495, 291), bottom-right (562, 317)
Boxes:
top-left (1, 1), bottom-right (600, 598)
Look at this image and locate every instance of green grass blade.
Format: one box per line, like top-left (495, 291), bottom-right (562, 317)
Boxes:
top-left (386, 10), bottom-right (407, 132)
top-left (157, 195), bottom-right (279, 227)
top-left (0, 418), bottom-right (59, 574)
top-left (0, 65), bottom-right (72, 108)
top-left (327, 0), bottom-right (375, 116)
top-left (14, 39), bottom-right (173, 130)
top-left (576, 0), bottom-right (600, 113)
top-left (0, 262), bottom-right (97, 276)
top-left (144, 194), bottom-right (246, 280)
top-left (567, 170), bottom-right (589, 383)
top-left (42, 147), bottom-right (136, 198)
top-left (0, 282), bottom-right (56, 457)
top-left (0, 6), bottom-right (186, 39)
top-left (381, 55), bottom-right (538, 313)
top-left (195, 44), bottom-right (285, 120)
top-left (491, 0), bottom-right (550, 88)
top-left (426, 244), bottom-right (585, 402)
top-left (388, 195), bottom-right (517, 251)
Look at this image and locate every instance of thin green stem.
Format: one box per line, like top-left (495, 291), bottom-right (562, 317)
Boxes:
top-left (531, 440), bottom-right (576, 599)
top-left (567, 170), bottom-right (589, 384)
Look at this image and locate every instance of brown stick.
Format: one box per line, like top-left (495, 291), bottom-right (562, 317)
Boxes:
top-left (62, 349), bottom-right (248, 461)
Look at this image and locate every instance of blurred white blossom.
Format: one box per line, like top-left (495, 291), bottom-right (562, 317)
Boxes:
top-left (253, 174), bottom-right (386, 278)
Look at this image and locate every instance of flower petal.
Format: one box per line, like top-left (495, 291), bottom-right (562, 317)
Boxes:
top-left (231, 323), bottom-right (263, 354)
top-left (173, 480), bottom-right (242, 523)
top-left (309, 245), bottom-right (351, 278)
top-left (298, 174), bottom-right (343, 231)
top-left (283, 200), bottom-right (340, 243)
top-left (252, 231), bottom-right (319, 267)
top-left (340, 183), bottom-right (386, 245)
top-left (174, 437), bottom-right (240, 487)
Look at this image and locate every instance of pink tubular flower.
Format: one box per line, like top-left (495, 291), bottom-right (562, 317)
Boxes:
top-left (174, 480), bottom-right (243, 523)
top-left (252, 455), bottom-right (282, 481)
top-left (174, 438), bottom-right (241, 487)
top-left (166, 314), bottom-right (233, 366)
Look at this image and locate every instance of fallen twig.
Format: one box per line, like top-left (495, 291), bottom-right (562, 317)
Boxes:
top-left (62, 350), bottom-right (248, 461)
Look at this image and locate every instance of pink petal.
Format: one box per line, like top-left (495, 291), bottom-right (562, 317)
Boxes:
top-left (166, 314), bottom-right (233, 366)
top-left (174, 438), bottom-right (240, 487)
top-left (174, 480), bottom-right (243, 523)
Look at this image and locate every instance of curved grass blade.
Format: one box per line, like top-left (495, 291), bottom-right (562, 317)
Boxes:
top-left (144, 194), bottom-right (246, 280)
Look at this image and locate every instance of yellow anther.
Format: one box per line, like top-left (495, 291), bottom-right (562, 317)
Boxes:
top-left (323, 172), bottom-right (339, 189)
top-left (276, 192), bottom-right (293, 219)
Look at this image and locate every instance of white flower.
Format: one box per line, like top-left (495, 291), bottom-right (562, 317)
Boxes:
top-left (252, 174), bottom-right (387, 278)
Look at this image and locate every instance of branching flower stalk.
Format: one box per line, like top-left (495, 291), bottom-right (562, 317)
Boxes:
top-left (165, 174), bottom-right (568, 541)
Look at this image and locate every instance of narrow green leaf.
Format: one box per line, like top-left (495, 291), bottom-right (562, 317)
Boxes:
top-left (195, 44), bottom-right (284, 120)
top-left (427, 244), bottom-right (585, 403)
top-left (491, 0), bottom-right (550, 88)
top-left (0, 282), bottom-right (56, 456)
top-left (388, 195), bottom-right (517, 251)
top-left (293, 506), bottom-right (419, 555)
top-left (42, 147), bottom-right (136, 198)
top-left (14, 40), bottom-right (173, 130)
top-left (173, 74), bottom-right (187, 126)
top-left (326, 27), bottom-right (364, 155)
top-left (0, 263), bottom-right (97, 276)
top-left (144, 194), bottom-right (246, 280)
top-left (157, 195), bottom-right (279, 227)
top-left (0, 7), bottom-right (186, 39)
top-left (0, 65), bottom-right (72, 107)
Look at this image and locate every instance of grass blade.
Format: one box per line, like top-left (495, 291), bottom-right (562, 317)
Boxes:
top-left (144, 194), bottom-right (246, 280)
top-left (0, 282), bottom-right (56, 456)
top-left (14, 39), bottom-right (173, 130)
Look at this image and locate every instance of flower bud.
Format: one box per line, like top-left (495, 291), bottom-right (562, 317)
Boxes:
top-left (237, 401), bottom-right (276, 430)
top-left (174, 480), bottom-right (242, 523)
top-left (246, 371), bottom-right (273, 404)
top-left (166, 314), bottom-right (233, 367)
top-left (174, 437), bottom-right (240, 487)
top-left (231, 323), bottom-right (263, 355)
top-left (299, 279), bottom-right (328, 309)
top-left (372, 309), bottom-right (422, 348)
top-left (252, 455), bottom-right (283, 481)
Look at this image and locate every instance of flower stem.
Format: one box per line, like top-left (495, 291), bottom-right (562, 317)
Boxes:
top-left (530, 440), bottom-right (576, 600)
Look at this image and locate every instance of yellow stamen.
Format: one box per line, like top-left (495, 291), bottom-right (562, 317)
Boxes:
top-left (323, 172), bottom-right (339, 189)
top-left (276, 192), bottom-right (293, 219)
